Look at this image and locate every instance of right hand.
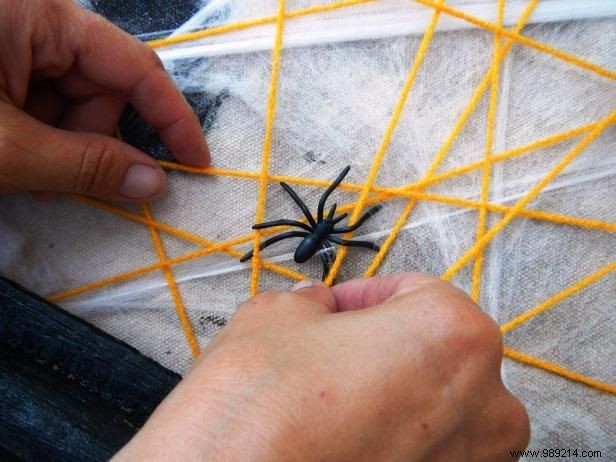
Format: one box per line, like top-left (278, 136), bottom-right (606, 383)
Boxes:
top-left (114, 273), bottom-right (530, 461)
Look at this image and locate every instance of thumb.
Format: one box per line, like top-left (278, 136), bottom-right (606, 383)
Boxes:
top-left (290, 279), bottom-right (337, 314)
top-left (227, 280), bottom-right (336, 338)
top-left (0, 104), bottom-right (167, 201)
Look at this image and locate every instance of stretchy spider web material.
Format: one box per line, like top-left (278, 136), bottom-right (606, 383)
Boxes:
top-left (0, 0), bottom-right (614, 457)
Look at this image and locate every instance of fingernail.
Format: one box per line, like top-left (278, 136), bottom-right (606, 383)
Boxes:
top-left (292, 279), bottom-right (316, 291)
top-left (120, 165), bottom-right (163, 199)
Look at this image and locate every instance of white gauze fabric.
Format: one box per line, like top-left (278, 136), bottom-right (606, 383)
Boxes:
top-left (0, 0), bottom-right (614, 459)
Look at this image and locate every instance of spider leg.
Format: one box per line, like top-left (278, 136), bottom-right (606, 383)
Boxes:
top-left (332, 212), bottom-right (348, 225)
top-left (317, 165), bottom-right (351, 222)
top-left (239, 231), bottom-right (310, 262)
top-left (280, 182), bottom-right (318, 228)
top-left (332, 204), bottom-right (382, 233)
top-left (326, 203), bottom-right (337, 221)
top-left (329, 235), bottom-right (380, 251)
top-left (252, 219), bottom-right (312, 232)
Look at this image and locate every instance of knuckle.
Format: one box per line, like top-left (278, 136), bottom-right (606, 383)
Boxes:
top-left (398, 271), bottom-right (442, 286)
top-left (385, 274), bottom-right (447, 310)
top-left (145, 46), bottom-right (165, 70)
top-left (75, 138), bottom-right (117, 195)
top-left (471, 312), bottom-right (503, 360)
top-left (391, 272), bottom-right (443, 296)
top-left (254, 291), bottom-right (297, 309)
top-left (139, 46), bottom-right (166, 77)
top-left (243, 289), bottom-right (319, 315)
top-left (438, 300), bottom-right (503, 363)
top-left (390, 273), bottom-right (464, 306)
top-left (232, 291), bottom-right (303, 332)
top-left (237, 291), bottom-right (291, 314)
top-left (0, 127), bottom-right (19, 166)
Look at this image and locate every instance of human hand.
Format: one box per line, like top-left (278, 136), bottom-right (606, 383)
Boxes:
top-left (114, 273), bottom-right (530, 461)
top-left (0, 0), bottom-right (208, 201)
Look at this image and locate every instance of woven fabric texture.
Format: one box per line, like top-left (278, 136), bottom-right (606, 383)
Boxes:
top-left (0, 0), bottom-right (614, 458)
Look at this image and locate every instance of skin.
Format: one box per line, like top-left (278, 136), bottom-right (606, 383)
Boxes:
top-left (0, 0), bottom-right (209, 201)
top-left (114, 274), bottom-right (530, 461)
top-left (1, 2), bottom-right (530, 460)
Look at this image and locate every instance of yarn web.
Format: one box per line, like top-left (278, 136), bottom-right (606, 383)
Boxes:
top-left (47, 0), bottom-right (615, 396)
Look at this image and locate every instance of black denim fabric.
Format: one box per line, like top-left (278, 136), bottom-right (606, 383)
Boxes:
top-left (0, 277), bottom-right (181, 461)
top-left (87, 0), bottom-right (204, 37)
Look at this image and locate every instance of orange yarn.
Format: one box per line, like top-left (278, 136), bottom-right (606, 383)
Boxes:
top-left (442, 109), bottom-right (616, 281)
top-left (414, 0), bottom-right (616, 81)
top-left (471, 0), bottom-right (504, 302)
top-left (363, 0), bottom-right (540, 279)
top-left (46, 0), bottom-right (616, 397)
top-left (501, 261), bottom-right (616, 334)
top-left (504, 348), bottom-right (616, 396)
top-left (324, 0), bottom-right (446, 285)
top-left (158, 119), bottom-right (604, 199)
top-left (250, 0), bottom-right (287, 296)
top-left (501, 263), bottom-right (616, 395)
top-left (55, 188), bottom-right (614, 307)
top-left (141, 204), bottom-right (201, 357)
top-left (49, 223), bottom-right (305, 302)
top-left (147, 0), bottom-right (376, 49)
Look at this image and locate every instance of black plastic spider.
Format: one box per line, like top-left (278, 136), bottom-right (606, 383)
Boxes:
top-left (240, 166), bottom-right (382, 280)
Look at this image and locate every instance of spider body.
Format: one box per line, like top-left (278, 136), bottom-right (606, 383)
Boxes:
top-left (294, 216), bottom-right (338, 263)
top-left (240, 166), bottom-right (382, 280)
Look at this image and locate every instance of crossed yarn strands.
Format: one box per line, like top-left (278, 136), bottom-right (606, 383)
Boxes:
top-left (48, 0), bottom-right (615, 396)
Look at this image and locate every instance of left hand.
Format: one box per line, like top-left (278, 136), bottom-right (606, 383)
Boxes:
top-left (0, 0), bottom-right (209, 201)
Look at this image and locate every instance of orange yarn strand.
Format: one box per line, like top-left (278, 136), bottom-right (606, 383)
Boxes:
top-left (324, 0), bottom-right (445, 285)
top-left (54, 188), bottom-right (614, 303)
top-left (364, 0), bottom-right (540, 278)
top-left (147, 0), bottom-right (375, 49)
top-left (49, 229), bottom-right (306, 303)
top-left (414, 0), bottom-right (616, 81)
top-left (504, 348), bottom-right (616, 396)
top-left (141, 204), bottom-right (201, 357)
top-left (443, 109), bottom-right (616, 281)
top-left (501, 261), bottom-right (616, 334)
top-left (71, 195), bottom-right (305, 282)
top-left (159, 119), bottom-right (603, 201)
top-left (251, 0), bottom-right (287, 295)
top-left (471, 0), bottom-right (504, 302)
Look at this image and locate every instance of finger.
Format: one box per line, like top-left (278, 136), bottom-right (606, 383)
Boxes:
top-left (63, 7), bottom-right (209, 167)
top-left (52, 66), bottom-right (108, 99)
top-left (30, 191), bottom-right (56, 201)
top-left (332, 272), bottom-right (442, 312)
top-left (23, 86), bottom-right (66, 126)
top-left (290, 279), bottom-right (337, 314)
top-left (52, 67), bottom-right (125, 135)
top-left (59, 93), bottom-right (125, 135)
top-left (0, 103), bottom-right (167, 201)
top-left (233, 281), bottom-right (337, 329)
